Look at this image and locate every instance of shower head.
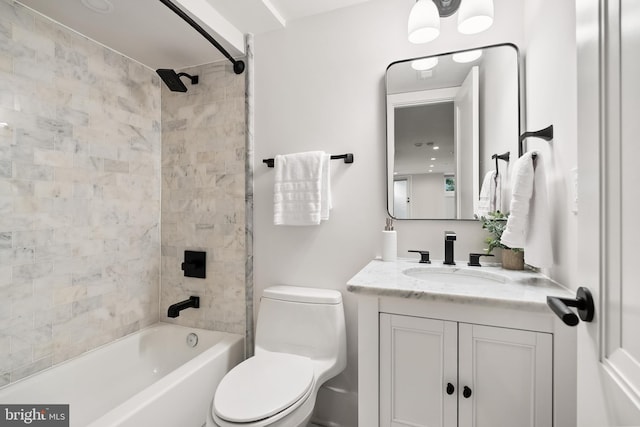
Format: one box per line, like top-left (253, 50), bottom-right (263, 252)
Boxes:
top-left (156, 69), bottom-right (199, 92)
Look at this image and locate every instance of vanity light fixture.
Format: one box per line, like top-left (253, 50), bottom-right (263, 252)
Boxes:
top-left (457, 0), bottom-right (494, 34)
top-left (411, 57), bottom-right (439, 71)
top-left (433, 146), bottom-right (440, 150)
top-left (408, 0), bottom-right (494, 44)
top-left (408, 0), bottom-right (440, 44)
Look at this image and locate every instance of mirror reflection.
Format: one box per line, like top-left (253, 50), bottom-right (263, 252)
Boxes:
top-left (386, 43), bottom-right (520, 220)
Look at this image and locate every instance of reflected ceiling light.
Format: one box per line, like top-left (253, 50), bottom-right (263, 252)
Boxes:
top-left (433, 146), bottom-right (440, 150)
top-left (408, 0), bottom-right (493, 44)
top-left (452, 49), bottom-right (483, 63)
top-left (411, 57), bottom-right (439, 71)
top-left (408, 0), bottom-right (440, 44)
top-left (431, 157), bottom-right (437, 160)
top-left (0, 122), bottom-right (8, 128)
top-left (458, 0), bottom-right (494, 34)
top-left (81, 0), bottom-right (114, 14)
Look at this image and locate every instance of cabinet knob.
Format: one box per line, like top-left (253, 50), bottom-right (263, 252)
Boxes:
top-left (446, 382), bottom-right (455, 395)
top-left (463, 386), bottom-right (472, 398)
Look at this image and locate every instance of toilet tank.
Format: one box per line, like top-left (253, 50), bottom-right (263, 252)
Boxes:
top-left (255, 286), bottom-right (346, 363)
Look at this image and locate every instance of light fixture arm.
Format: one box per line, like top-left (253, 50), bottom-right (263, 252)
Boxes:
top-left (431, 0), bottom-right (462, 17)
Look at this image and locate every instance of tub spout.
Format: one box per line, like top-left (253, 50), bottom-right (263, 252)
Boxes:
top-left (168, 296), bottom-right (200, 318)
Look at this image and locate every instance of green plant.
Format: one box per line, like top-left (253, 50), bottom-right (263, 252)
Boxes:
top-left (476, 211), bottom-right (523, 254)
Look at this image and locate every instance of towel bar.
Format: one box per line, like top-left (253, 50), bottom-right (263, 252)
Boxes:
top-left (262, 153), bottom-right (354, 168)
top-left (491, 152), bottom-right (510, 174)
top-left (519, 125), bottom-right (553, 157)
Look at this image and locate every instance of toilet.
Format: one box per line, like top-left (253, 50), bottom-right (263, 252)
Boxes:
top-left (207, 285), bottom-right (347, 427)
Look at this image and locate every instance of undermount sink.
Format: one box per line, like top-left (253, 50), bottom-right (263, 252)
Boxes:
top-left (402, 267), bottom-right (508, 285)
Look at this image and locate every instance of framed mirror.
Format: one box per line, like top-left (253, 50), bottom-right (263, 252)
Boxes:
top-left (386, 43), bottom-right (520, 220)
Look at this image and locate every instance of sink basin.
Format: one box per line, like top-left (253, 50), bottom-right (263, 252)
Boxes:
top-left (402, 267), bottom-right (508, 285)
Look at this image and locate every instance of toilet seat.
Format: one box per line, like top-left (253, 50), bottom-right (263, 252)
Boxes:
top-left (213, 352), bottom-right (314, 424)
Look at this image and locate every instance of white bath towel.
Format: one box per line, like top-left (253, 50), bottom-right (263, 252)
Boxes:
top-left (501, 151), bottom-right (553, 267)
top-left (476, 170), bottom-right (502, 217)
top-left (273, 151), bottom-right (332, 226)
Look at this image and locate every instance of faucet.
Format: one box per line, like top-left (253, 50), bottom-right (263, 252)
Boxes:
top-left (444, 231), bottom-right (456, 265)
top-left (168, 296), bottom-right (200, 318)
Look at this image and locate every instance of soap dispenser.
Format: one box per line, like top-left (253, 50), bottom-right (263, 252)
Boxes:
top-left (382, 218), bottom-right (397, 262)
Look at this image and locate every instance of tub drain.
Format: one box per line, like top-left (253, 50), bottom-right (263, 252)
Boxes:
top-left (186, 332), bottom-right (198, 347)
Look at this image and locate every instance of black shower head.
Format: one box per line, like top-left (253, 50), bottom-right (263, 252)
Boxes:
top-left (156, 69), bottom-right (199, 92)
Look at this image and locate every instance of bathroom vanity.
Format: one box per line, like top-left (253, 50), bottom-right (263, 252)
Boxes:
top-left (348, 259), bottom-right (577, 427)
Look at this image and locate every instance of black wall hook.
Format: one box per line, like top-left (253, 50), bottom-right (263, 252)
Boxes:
top-left (547, 287), bottom-right (594, 326)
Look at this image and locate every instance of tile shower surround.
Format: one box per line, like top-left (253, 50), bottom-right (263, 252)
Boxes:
top-left (0, 0), bottom-right (247, 386)
top-left (160, 61), bottom-right (246, 336)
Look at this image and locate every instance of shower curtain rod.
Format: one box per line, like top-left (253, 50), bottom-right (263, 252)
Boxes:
top-left (157, 0), bottom-right (245, 75)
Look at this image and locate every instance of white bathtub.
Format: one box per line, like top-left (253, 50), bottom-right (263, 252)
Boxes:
top-left (0, 323), bottom-right (244, 427)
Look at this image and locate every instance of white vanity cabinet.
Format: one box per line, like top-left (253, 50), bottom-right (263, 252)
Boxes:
top-left (347, 259), bottom-right (577, 427)
top-left (379, 313), bottom-right (552, 427)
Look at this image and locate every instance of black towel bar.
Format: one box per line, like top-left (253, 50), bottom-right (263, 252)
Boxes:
top-left (262, 153), bottom-right (354, 168)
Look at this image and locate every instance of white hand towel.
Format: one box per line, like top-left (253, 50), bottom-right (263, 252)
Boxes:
top-left (273, 151), bottom-right (331, 226)
top-left (501, 151), bottom-right (553, 267)
top-left (476, 170), bottom-right (501, 217)
top-left (523, 152), bottom-right (553, 267)
top-left (320, 153), bottom-right (332, 220)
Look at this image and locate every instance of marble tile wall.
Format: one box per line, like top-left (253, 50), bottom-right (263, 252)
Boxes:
top-left (0, 0), bottom-right (161, 386)
top-left (161, 61), bottom-right (246, 336)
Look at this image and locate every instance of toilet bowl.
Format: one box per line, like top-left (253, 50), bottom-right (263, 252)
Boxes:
top-left (207, 285), bottom-right (347, 427)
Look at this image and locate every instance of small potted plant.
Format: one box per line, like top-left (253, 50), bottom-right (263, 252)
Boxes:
top-left (477, 211), bottom-right (524, 270)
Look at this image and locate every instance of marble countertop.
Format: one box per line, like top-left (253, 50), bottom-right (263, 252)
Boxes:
top-left (346, 258), bottom-right (573, 311)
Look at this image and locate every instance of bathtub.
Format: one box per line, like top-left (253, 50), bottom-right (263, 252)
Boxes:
top-left (0, 323), bottom-right (244, 427)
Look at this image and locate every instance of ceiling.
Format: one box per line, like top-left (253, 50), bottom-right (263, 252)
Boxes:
top-left (17, 0), bottom-right (373, 70)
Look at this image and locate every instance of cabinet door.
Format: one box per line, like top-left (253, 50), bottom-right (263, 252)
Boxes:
top-left (458, 324), bottom-right (552, 427)
top-left (380, 314), bottom-right (457, 427)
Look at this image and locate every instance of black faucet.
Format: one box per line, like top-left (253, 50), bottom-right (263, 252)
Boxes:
top-left (168, 296), bottom-right (200, 318)
top-left (444, 231), bottom-right (456, 265)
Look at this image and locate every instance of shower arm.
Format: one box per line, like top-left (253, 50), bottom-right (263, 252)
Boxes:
top-left (157, 0), bottom-right (245, 75)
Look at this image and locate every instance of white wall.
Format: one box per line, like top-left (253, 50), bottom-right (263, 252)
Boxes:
top-left (524, 0), bottom-right (578, 289)
top-left (254, 0), bottom-right (525, 424)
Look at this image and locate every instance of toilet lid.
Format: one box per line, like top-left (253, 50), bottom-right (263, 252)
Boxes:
top-left (213, 352), bottom-right (314, 423)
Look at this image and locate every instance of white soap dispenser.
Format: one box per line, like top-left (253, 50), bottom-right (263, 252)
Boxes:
top-left (382, 218), bottom-right (397, 262)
